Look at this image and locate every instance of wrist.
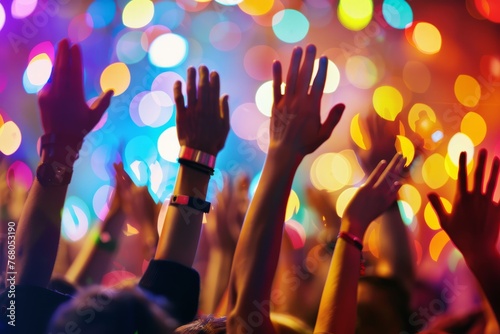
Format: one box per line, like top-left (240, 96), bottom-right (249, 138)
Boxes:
top-left (266, 148), bottom-right (302, 172)
top-left (340, 216), bottom-right (367, 240)
top-left (40, 134), bottom-right (83, 168)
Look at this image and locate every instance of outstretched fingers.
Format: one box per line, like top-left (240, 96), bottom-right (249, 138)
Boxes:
top-left (273, 60), bottom-right (283, 105)
top-left (310, 56), bottom-right (328, 102)
top-left (474, 149), bottom-right (487, 195)
top-left (428, 192), bottom-right (449, 230)
top-left (284, 47), bottom-right (303, 99)
top-left (458, 151), bottom-right (468, 195)
top-left (486, 156), bottom-right (500, 200)
top-left (297, 44), bottom-right (316, 96)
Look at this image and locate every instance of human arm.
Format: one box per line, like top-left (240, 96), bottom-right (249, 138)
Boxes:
top-left (138, 65), bottom-right (229, 325)
top-left (227, 44), bottom-right (345, 333)
top-left (153, 65), bottom-right (229, 267)
top-left (358, 113), bottom-right (415, 288)
top-left (428, 149), bottom-right (500, 322)
top-left (14, 39), bottom-right (112, 287)
top-left (314, 153), bottom-right (405, 334)
top-left (201, 173), bottom-right (249, 314)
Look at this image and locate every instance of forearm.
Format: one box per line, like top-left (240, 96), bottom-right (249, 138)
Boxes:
top-left (154, 165), bottom-right (210, 267)
top-left (65, 209), bottom-right (126, 286)
top-left (314, 219), bottom-right (366, 334)
top-left (228, 151), bottom-right (300, 331)
top-left (376, 203), bottom-right (415, 288)
top-left (465, 251), bottom-right (500, 323)
top-left (15, 179), bottom-right (68, 287)
top-left (202, 248), bottom-right (234, 313)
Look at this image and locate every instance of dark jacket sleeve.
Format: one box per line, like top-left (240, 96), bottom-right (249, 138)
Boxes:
top-left (0, 285), bottom-right (71, 334)
top-left (138, 259), bottom-right (200, 325)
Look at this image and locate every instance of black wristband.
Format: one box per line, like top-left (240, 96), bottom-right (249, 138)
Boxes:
top-left (178, 158), bottom-right (215, 176)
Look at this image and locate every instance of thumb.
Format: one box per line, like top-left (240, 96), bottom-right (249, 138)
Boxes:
top-left (317, 103), bottom-right (345, 144)
top-left (89, 90), bottom-right (114, 128)
top-left (427, 192), bottom-right (449, 229)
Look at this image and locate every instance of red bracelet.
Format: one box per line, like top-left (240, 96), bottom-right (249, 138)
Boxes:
top-left (337, 231), bottom-right (363, 251)
top-left (338, 231), bottom-right (365, 276)
top-left (178, 146), bottom-right (216, 169)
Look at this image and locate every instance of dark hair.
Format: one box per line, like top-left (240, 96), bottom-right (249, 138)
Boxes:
top-left (48, 286), bottom-right (176, 334)
top-left (174, 315), bottom-right (227, 334)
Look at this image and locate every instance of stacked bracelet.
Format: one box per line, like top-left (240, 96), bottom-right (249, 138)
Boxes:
top-left (338, 231), bottom-right (366, 276)
top-left (178, 146), bottom-right (215, 176)
top-left (169, 195), bottom-right (211, 213)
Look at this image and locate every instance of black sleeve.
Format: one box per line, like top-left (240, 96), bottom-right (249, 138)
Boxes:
top-left (138, 259), bottom-right (200, 325)
top-left (0, 285), bottom-right (71, 334)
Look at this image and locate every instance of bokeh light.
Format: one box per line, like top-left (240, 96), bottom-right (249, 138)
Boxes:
top-left (285, 190), bottom-right (300, 221)
top-left (116, 31), bottom-right (147, 64)
top-left (122, 0), bottom-right (154, 28)
top-left (475, 0), bottom-right (500, 22)
top-left (238, 0), bottom-right (273, 16)
top-left (11, 0), bottom-right (37, 19)
top-left (429, 230), bottom-right (450, 262)
top-left (231, 103), bottom-right (269, 140)
top-left (398, 184), bottom-right (421, 215)
top-left (149, 33), bottom-right (188, 68)
top-left (100, 62), bottom-right (131, 96)
top-left (0, 121), bottom-right (22, 155)
top-left (350, 113), bottom-right (371, 150)
top-left (412, 22), bottom-right (442, 55)
top-left (336, 187), bottom-right (358, 217)
top-left (272, 9), bottom-right (310, 44)
top-left (460, 112), bottom-right (486, 146)
top-left (93, 185), bottom-right (114, 221)
top-left (138, 91), bottom-right (174, 127)
top-left (424, 197), bottom-right (452, 230)
top-left (422, 153), bottom-right (449, 189)
top-left (210, 22), bottom-right (242, 51)
top-left (383, 0), bottom-right (413, 29)
top-left (373, 86), bottom-right (403, 121)
top-left (454, 74), bottom-right (481, 108)
top-left (395, 135), bottom-right (415, 166)
top-left (26, 53), bottom-right (52, 87)
top-left (337, 0), bottom-right (373, 31)
top-left (312, 59), bottom-right (340, 93)
top-left (68, 13), bottom-right (94, 43)
top-left (345, 55), bottom-right (378, 89)
top-left (7, 161), bottom-right (33, 191)
top-left (62, 196), bottom-right (91, 241)
top-left (447, 132), bottom-right (474, 166)
top-left (87, 0), bottom-right (116, 28)
top-left (255, 81), bottom-right (276, 117)
top-left (0, 4), bottom-right (5, 32)
top-left (244, 45), bottom-right (279, 81)
top-left (158, 127), bottom-right (180, 163)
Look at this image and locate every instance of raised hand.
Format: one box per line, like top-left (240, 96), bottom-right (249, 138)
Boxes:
top-left (269, 44), bottom-right (345, 162)
top-left (206, 173), bottom-right (250, 250)
top-left (38, 39), bottom-right (113, 140)
top-left (174, 66), bottom-right (230, 156)
top-left (343, 153), bottom-right (405, 237)
top-left (428, 149), bottom-right (500, 259)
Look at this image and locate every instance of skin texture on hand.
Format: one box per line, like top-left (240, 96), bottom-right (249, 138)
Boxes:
top-left (174, 66), bottom-right (230, 156)
top-left (428, 149), bottom-right (500, 259)
top-left (343, 153), bottom-right (405, 237)
top-left (268, 45), bottom-right (345, 163)
top-left (428, 148), bottom-right (500, 324)
top-left (38, 39), bottom-right (113, 140)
